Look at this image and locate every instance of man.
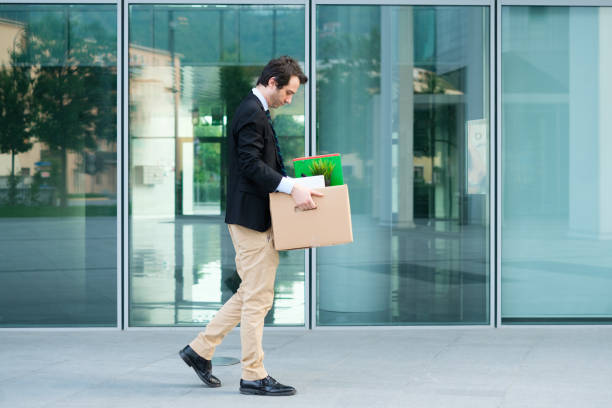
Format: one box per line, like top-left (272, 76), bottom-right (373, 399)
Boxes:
top-left (179, 56), bottom-right (322, 396)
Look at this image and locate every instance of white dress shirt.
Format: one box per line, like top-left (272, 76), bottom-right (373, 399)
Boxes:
top-left (251, 88), bottom-right (295, 195)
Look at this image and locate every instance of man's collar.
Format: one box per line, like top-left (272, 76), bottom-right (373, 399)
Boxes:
top-left (252, 87), bottom-right (269, 111)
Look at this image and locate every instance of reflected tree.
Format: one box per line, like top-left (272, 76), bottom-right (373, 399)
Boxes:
top-left (273, 114), bottom-right (305, 175)
top-left (219, 65), bottom-right (261, 128)
top-left (0, 48), bottom-right (35, 205)
top-left (27, 14), bottom-right (116, 207)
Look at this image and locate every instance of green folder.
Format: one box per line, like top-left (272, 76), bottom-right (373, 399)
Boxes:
top-left (292, 153), bottom-right (344, 186)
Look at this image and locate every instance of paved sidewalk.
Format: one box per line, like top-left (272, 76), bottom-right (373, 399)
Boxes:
top-left (1, 327), bottom-right (612, 408)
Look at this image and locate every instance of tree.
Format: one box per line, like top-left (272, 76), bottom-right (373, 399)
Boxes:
top-left (28, 14), bottom-right (116, 207)
top-left (273, 114), bottom-right (305, 176)
top-left (219, 65), bottom-right (261, 128)
top-left (0, 47), bottom-right (35, 205)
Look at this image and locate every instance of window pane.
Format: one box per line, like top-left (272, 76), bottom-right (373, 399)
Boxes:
top-left (0, 5), bottom-right (117, 326)
top-left (128, 4), bottom-right (306, 326)
top-left (316, 6), bottom-right (490, 325)
top-left (501, 6), bottom-right (612, 323)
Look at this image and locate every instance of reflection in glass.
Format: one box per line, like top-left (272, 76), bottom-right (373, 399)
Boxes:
top-left (0, 5), bottom-right (117, 326)
top-left (128, 5), bottom-right (306, 326)
top-left (316, 6), bottom-right (490, 325)
top-left (501, 7), bottom-right (612, 323)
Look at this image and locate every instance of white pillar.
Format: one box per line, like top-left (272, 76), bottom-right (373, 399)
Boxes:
top-left (396, 6), bottom-right (415, 229)
top-left (377, 7), bottom-right (393, 226)
top-left (597, 8), bottom-right (612, 239)
top-left (569, 8), bottom-right (612, 240)
top-left (182, 142), bottom-right (193, 215)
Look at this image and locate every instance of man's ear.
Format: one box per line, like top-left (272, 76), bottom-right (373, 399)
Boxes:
top-left (268, 77), bottom-right (277, 89)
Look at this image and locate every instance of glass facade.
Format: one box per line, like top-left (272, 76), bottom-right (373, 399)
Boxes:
top-left (501, 6), bottom-right (612, 323)
top-left (0, 1), bottom-right (610, 329)
top-left (0, 4), bottom-right (117, 326)
top-left (128, 5), bottom-right (306, 326)
top-left (316, 6), bottom-right (490, 325)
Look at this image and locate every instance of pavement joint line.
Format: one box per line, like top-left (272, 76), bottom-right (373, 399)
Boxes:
top-left (264, 331), bottom-right (309, 352)
top-left (0, 357), bottom-right (72, 384)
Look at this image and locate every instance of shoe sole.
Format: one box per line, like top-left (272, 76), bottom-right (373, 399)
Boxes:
top-left (179, 350), bottom-right (222, 388)
top-left (239, 388), bottom-right (296, 396)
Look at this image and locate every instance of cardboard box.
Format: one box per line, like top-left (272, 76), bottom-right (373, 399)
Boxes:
top-left (269, 184), bottom-right (353, 251)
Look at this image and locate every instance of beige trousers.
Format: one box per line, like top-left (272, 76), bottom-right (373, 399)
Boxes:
top-left (189, 223), bottom-right (279, 381)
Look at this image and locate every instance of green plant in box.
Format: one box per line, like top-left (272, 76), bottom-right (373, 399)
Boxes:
top-left (309, 159), bottom-right (336, 186)
top-left (293, 153), bottom-right (344, 186)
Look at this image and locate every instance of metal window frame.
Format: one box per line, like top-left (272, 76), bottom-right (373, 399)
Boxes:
top-left (496, 0), bottom-right (502, 329)
top-left (127, 0), bottom-right (306, 3)
top-left (315, 0), bottom-right (492, 4)
top-left (304, 1), bottom-right (312, 330)
top-left (310, 0), bottom-right (497, 330)
top-left (489, 1), bottom-right (497, 329)
top-left (118, 0), bottom-right (124, 331)
top-left (501, 0), bottom-right (612, 5)
top-left (122, 0), bottom-right (311, 330)
top-left (122, 0), bottom-right (129, 330)
top-left (0, 0), bottom-right (117, 3)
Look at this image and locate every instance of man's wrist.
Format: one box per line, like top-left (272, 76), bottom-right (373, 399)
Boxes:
top-left (276, 177), bottom-right (296, 194)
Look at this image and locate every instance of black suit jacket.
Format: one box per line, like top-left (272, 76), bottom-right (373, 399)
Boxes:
top-left (225, 92), bottom-right (284, 232)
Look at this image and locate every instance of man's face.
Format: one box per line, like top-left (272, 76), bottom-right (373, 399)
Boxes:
top-left (268, 75), bottom-right (300, 109)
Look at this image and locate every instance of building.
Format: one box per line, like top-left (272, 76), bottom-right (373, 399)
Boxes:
top-left (0, 1), bottom-right (610, 329)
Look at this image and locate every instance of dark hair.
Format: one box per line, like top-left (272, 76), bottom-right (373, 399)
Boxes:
top-left (256, 56), bottom-right (308, 89)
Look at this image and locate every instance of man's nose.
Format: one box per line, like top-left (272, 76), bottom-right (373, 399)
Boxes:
top-left (285, 95), bottom-right (293, 104)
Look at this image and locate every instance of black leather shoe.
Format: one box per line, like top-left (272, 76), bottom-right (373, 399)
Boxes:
top-left (239, 375), bottom-right (296, 396)
top-left (179, 345), bottom-right (221, 387)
